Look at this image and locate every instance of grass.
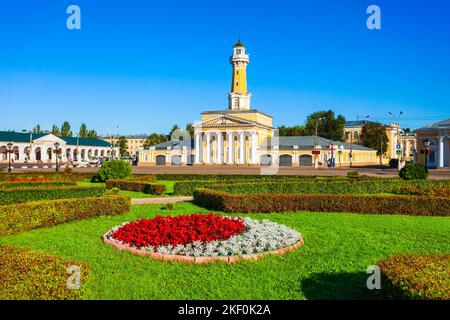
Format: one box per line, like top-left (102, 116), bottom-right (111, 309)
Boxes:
top-left (76, 181), bottom-right (160, 199)
top-left (1, 202), bottom-right (449, 300)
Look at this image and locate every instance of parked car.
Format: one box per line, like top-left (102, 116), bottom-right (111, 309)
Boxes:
top-left (73, 159), bottom-right (89, 167)
top-left (89, 157), bottom-right (100, 166)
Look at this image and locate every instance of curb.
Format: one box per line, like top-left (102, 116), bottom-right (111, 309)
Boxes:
top-left (103, 232), bottom-right (304, 264)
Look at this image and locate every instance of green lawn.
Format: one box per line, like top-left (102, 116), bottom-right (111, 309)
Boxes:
top-left (77, 181), bottom-right (175, 198)
top-left (1, 202), bottom-right (448, 300)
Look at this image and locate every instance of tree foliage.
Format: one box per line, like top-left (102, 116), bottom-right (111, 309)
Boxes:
top-left (360, 122), bottom-right (389, 155)
top-left (143, 133), bottom-right (168, 148)
top-left (79, 123), bottom-right (97, 138)
top-left (118, 136), bottom-right (128, 157)
top-left (51, 124), bottom-right (60, 136)
top-left (304, 110), bottom-right (346, 141)
top-left (60, 121), bottom-right (72, 137)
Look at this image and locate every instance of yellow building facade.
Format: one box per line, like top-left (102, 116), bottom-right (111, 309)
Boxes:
top-left (138, 41), bottom-right (377, 167)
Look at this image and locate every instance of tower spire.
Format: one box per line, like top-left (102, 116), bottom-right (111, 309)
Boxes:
top-left (228, 40), bottom-right (251, 110)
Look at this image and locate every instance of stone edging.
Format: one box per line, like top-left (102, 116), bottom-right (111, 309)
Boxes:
top-left (103, 232), bottom-right (304, 263)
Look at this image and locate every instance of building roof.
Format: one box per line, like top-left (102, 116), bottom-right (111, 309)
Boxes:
top-left (262, 136), bottom-right (376, 151)
top-left (150, 139), bottom-right (194, 150)
top-left (414, 118), bottom-right (450, 132)
top-left (233, 39), bottom-right (245, 48)
top-left (344, 120), bottom-right (375, 128)
top-left (0, 131), bottom-right (111, 147)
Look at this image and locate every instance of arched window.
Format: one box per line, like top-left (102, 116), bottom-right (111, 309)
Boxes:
top-left (353, 132), bottom-right (359, 140)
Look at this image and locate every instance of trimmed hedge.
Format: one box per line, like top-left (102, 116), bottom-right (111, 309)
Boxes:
top-left (193, 188), bottom-right (450, 216)
top-left (378, 254), bottom-right (450, 299)
top-left (202, 180), bottom-right (450, 196)
top-left (0, 244), bottom-right (90, 300)
top-left (0, 185), bottom-right (105, 205)
top-left (394, 187), bottom-right (450, 197)
top-left (0, 172), bottom-right (96, 182)
top-left (106, 179), bottom-right (166, 195)
top-left (0, 181), bottom-right (76, 189)
top-left (0, 195), bottom-right (131, 236)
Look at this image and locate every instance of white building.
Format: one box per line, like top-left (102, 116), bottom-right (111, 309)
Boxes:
top-left (0, 131), bottom-right (118, 167)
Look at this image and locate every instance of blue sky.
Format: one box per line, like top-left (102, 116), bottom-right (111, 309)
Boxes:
top-left (0, 0), bottom-right (449, 136)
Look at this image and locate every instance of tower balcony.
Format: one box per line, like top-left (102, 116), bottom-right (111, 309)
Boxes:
top-left (229, 54), bottom-right (249, 63)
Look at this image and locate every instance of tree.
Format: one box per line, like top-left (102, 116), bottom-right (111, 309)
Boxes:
top-left (118, 136), bottom-right (128, 157)
top-left (79, 123), bottom-right (98, 138)
top-left (278, 125), bottom-right (306, 136)
top-left (360, 122), bottom-right (389, 156)
top-left (304, 110), bottom-right (346, 141)
top-left (169, 124), bottom-right (180, 139)
top-left (60, 121), bottom-right (72, 137)
top-left (79, 123), bottom-right (88, 138)
top-left (32, 125), bottom-right (44, 134)
top-left (87, 130), bottom-right (97, 139)
top-left (51, 124), bottom-right (60, 136)
top-left (143, 133), bottom-right (168, 148)
top-left (186, 123), bottom-right (195, 138)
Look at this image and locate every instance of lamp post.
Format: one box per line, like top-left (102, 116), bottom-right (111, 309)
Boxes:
top-left (54, 142), bottom-right (61, 172)
top-left (423, 139), bottom-right (430, 169)
top-left (6, 142), bottom-right (13, 173)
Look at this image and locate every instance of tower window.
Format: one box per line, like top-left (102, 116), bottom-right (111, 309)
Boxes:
top-left (236, 81), bottom-right (238, 86)
top-left (236, 49), bottom-right (242, 54)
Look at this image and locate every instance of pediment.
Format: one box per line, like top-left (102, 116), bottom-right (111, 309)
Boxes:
top-left (33, 134), bottom-right (67, 145)
top-left (194, 114), bottom-right (258, 128)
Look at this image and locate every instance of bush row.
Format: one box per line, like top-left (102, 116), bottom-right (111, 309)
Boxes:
top-left (0, 181), bottom-right (76, 189)
top-left (378, 254), bottom-right (450, 300)
top-left (157, 173), bottom-right (394, 182)
top-left (0, 244), bottom-right (90, 300)
top-left (106, 180), bottom-right (166, 195)
top-left (0, 195), bottom-right (131, 236)
top-left (0, 185), bottom-right (105, 205)
top-left (203, 180), bottom-right (450, 196)
top-left (0, 172), bottom-right (96, 182)
top-left (193, 188), bottom-right (450, 216)
top-left (393, 186), bottom-right (450, 197)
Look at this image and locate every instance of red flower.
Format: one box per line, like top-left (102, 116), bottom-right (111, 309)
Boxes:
top-left (111, 214), bottom-right (245, 249)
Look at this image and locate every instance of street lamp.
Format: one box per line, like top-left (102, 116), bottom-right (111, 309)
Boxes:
top-left (6, 142), bottom-right (13, 173)
top-left (423, 139), bottom-right (430, 169)
top-left (54, 142), bottom-right (61, 172)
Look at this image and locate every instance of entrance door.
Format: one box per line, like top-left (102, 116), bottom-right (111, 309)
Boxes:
top-left (299, 154), bottom-right (313, 166)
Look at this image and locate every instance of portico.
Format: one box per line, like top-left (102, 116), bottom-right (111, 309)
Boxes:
top-left (415, 118), bottom-right (450, 168)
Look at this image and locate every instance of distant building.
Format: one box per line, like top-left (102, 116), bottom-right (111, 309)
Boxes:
top-left (0, 131), bottom-right (117, 166)
top-left (104, 135), bottom-right (147, 157)
top-left (414, 118), bottom-right (450, 168)
top-left (138, 41), bottom-right (377, 167)
top-left (343, 120), bottom-right (417, 162)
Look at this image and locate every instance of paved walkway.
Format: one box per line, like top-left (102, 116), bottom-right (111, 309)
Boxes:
top-left (131, 196), bottom-right (193, 205)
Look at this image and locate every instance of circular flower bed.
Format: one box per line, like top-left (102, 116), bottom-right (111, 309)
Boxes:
top-left (104, 214), bottom-right (303, 263)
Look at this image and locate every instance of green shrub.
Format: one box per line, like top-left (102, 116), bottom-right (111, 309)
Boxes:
top-left (106, 187), bottom-right (121, 195)
top-left (0, 181), bottom-right (75, 189)
top-left (161, 203), bottom-right (174, 210)
top-left (97, 160), bottom-right (131, 181)
top-left (203, 180), bottom-right (450, 196)
top-left (0, 167), bottom-right (4, 173)
top-left (347, 171), bottom-right (359, 178)
top-left (0, 185), bottom-right (105, 205)
top-left (106, 179), bottom-right (166, 195)
top-left (63, 167), bottom-right (73, 175)
top-left (193, 188), bottom-right (450, 216)
top-left (0, 195), bottom-right (131, 236)
top-left (378, 254), bottom-right (450, 300)
top-left (399, 163), bottom-right (428, 180)
top-left (125, 174), bottom-right (156, 182)
top-left (0, 244), bottom-right (90, 300)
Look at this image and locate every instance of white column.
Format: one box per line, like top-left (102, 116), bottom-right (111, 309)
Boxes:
top-left (250, 131), bottom-right (258, 164)
top-left (194, 132), bottom-right (201, 164)
top-left (217, 132), bottom-right (223, 164)
top-left (227, 132), bottom-right (234, 164)
top-left (239, 131), bottom-right (245, 164)
top-left (438, 136), bottom-right (444, 168)
top-left (205, 132), bottom-right (211, 164)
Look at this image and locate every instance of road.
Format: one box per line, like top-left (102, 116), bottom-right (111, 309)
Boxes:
top-left (6, 165), bottom-right (450, 180)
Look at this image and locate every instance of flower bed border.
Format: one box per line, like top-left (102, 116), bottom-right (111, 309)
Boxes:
top-left (103, 231), bottom-right (304, 263)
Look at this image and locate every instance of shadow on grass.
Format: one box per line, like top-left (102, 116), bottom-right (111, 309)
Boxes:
top-left (301, 272), bottom-right (385, 300)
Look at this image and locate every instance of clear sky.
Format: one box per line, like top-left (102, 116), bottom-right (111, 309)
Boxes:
top-left (1, 0), bottom-right (449, 136)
